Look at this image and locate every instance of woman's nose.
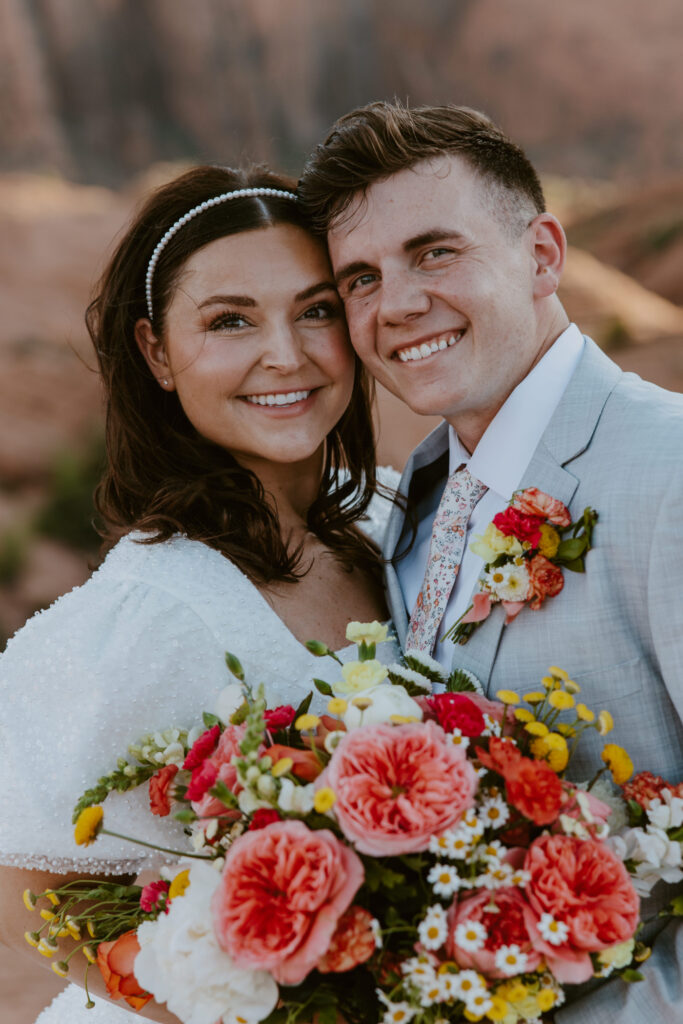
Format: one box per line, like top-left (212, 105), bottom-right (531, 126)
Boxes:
top-left (260, 324), bottom-right (308, 373)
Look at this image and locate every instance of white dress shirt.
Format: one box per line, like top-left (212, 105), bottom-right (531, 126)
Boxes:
top-left (397, 323), bottom-right (585, 670)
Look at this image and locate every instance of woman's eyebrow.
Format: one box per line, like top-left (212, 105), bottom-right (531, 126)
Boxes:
top-left (294, 280), bottom-right (337, 302)
top-left (198, 294), bottom-right (256, 309)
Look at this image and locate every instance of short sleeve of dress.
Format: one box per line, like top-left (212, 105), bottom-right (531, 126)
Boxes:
top-left (0, 540), bottom-right (233, 875)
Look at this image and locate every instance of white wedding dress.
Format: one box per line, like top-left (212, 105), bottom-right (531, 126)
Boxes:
top-left (0, 472), bottom-right (399, 1023)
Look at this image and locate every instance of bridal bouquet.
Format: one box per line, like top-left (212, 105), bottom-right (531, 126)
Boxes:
top-left (23, 626), bottom-right (682, 1024)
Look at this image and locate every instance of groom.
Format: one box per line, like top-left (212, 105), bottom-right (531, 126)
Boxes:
top-left (299, 102), bottom-right (683, 1023)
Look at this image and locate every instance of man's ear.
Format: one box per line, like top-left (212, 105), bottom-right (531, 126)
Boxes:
top-left (134, 319), bottom-right (175, 390)
top-left (529, 213), bottom-right (566, 298)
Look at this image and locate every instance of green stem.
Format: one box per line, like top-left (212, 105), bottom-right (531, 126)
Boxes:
top-left (101, 827), bottom-right (212, 860)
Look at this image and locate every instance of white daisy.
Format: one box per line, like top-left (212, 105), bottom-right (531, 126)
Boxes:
top-left (479, 839), bottom-right (505, 863)
top-left (538, 913), bottom-right (570, 946)
top-left (441, 828), bottom-right (472, 860)
top-left (494, 944), bottom-right (528, 975)
top-left (370, 917), bottom-right (383, 948)
top-left (447, 729), bottom-right (470, 751)
top-left (429, 834), bottom-right (451, 856)
top-left (509, 868), bottom-right (530, 887)
top-left (478, 795), bottom-right (510, 829)
top-left (418, 981), bottom-right (444, 1008)
top-left (377, 992), bottom-right (417, 1024)
top-left (401, 956), bottom-right (436, 985)
top-left (427, 863), bottom-right (462, 898)
top-left (452, 969), bottom-right (488, 1002)
top-left (484, 562), bottom-right (530, 603)
top-left (464, 990), bottom-right (494, 1016)
top-left (417, 905), bottom-right (449, 950)
top-left (454, 919), bottom-right (487, 952)
top-left (481, 862), bottom-right (515, 889)
top-left (460, 812), bottom-right (485, 842)
top-left (482, 713), bottom-right (502, 737)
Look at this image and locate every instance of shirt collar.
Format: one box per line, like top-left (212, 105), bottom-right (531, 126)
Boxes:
top-left (448, 323), bottom-right (585, 497)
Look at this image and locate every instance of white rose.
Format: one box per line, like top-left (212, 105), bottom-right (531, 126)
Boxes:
top-left (135, 861), bottom-right (278, 1024)
top-left (341, 683), bottom-right (423, 729)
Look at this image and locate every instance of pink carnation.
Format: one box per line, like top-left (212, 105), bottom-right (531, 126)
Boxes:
top-left (512, 487), bottom-right (571, 528)
top-left (447, 886), bottom-right (543, 977)
top-left (493, 507), bottom-right (544, 547)
top-left (324, 721), bottom-right (477, 856)
top-left (524, 833), bottom-right (640, 983)
top-left (212, 820), bottom-right (363, 985)
top-left (425, 693), bottom-right (486, 737)
top-left (190, 723), bottom-right (247, 819)
top-left (183, 724), bottom-right (220, 770)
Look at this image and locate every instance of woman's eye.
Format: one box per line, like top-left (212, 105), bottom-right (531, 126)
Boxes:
top-left (207, 311), bottom-right (250, 331)
top-left (299, 300), bottom-right (339, 321)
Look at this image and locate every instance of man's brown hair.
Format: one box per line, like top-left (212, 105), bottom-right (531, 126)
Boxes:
top-left (298, 100), bottom-right (546, 236)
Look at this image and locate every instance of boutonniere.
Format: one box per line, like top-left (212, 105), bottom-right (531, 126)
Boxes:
top-left (443, 487), bottom-right (598, 645)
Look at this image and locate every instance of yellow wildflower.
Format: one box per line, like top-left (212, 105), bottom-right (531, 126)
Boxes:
top-left (40, 909), bottom-right (56, 922)
top-left (51, 961), bottom-right (69, 978)
top-left (464, 1013), bottom-right (485, 1023)
top-left (74, 806), bottom-right (104, 847)
top-left (576, 703), bottom-right (595, 722)
top-left (351, 696), bottom-right (373, 710)
top-left (541, 675), bottom-right (559, 690)
top-left (556, 722), bottom-right (576, 737)
top-left (601, 744), bottom-right (634, 785)
top-left (486, 995), bottom-right (511, 1021)
top-left (38, 938), bottom-right (58, 958)
top-left (82, 945), bottom-right (97, 964)
top-left (565, 679), bottom-right (581, 694)
top-left (525, 721), bottom-right (549, 737)
top-left (313, 787), bottom-right (336, 813)
top-left (327, 697), bottom-right (348, 715)
top-left (389, 714), bottom-right (420, 724)
top-left (514, 708), bottom-right (535, 723)
top-left (24, 931), bottom-right (40, 948)
top-left (548, 690), bottom-right (575, 711)
top-left (345, 621), bottom-right (388, 645)
top-left (537, 989), bottom-right (557, 1012)
top-left (86, 921), bottom-right (96, 938)
top-left (295, 713), bottom-right (320, 731)
top-left (168, 869), bottom-right (191, 901)
top-left (271, 757), bottom-right (293, 777)
top-left (548, 666), bottom-right (569, 680)
top-left (45, 891), bottom-right (60, 906)
top-left (538, 524), bottom-right (560, 558)
top-left (597, 710), bottom-right (614, 736)
top-left (22, 890), bottom-right (37, 912)
top-left (503, 982), bottom-right (528, 1002)
top-left (523, 691), bottom-right (546, 704)
top-left (530, 732), bottom-right (569, 772)
top-left (496, 689), bottom-right (520, 705)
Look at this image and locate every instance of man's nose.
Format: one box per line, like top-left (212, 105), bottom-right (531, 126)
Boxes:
top-left (377, 268), bottom-right (430, 326)
top-left (260, 324), bottom-right (308, 373)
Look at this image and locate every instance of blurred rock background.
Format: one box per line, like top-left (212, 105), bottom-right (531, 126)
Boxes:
top-left (1, 2), bottom-right (682, 1013)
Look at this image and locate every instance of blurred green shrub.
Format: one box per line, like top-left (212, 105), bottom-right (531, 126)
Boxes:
top-left (35, 435), bottom-right (105, 554)
top-left (0, 528), bottom-right (28, 585)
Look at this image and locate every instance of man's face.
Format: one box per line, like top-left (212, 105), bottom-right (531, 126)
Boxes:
top-left (327, 155), bottom-right (548, 446)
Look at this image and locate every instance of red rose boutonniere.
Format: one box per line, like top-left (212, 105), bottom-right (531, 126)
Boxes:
top-left (443, 487), bottom-right (598, 645)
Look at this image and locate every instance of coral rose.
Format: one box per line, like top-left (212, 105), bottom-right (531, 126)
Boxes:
top-left (512, 488), bottom-right (571, 528)
top-left (97, 930), bottom-right (151, 1009)
top-left (149, 764), bottom-right (179, 817)
top-left (505, 757), bottom-right (565, 826)
top-left (447, 887), bottom-right (543, 977)
top-left (212, 820), bottom-right (364, 985)
top-left (425, 693), bottom-right (486, 737)
top-left (190, 723), bottom-right (247, 819)
top-left (324, 721), bottom-right (477, 856)
top-left (524, 834), bottom-right (640, 983)
top-left (527, 555), bottom-right (564, 610)
top-left (317, 905), bottom-right (376, 973)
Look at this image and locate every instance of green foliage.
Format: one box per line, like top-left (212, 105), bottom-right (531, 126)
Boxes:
top-left (645, 219), bottom-right (683, 252)
top-left (0, 528), bottom-right (28, 585)
top-left (35, 436), bottom-right (105, 553)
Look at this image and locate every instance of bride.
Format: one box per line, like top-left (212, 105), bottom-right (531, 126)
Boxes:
top-left (0, 164), bottom-right (398, 1022)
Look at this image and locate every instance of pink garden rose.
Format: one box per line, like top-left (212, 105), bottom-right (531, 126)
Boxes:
top-left (212, 820), bottom-right (363, 985)
top-left (511, 487), bottom-right (571, 528)
top-left (190, 723), bottom-right (247, 819)
top-left (524, 833), bottom-right (639, 983)
top-left (324, 721), bottom-right (477, 856)
top-left (447, 886), bottom-right (543, 977)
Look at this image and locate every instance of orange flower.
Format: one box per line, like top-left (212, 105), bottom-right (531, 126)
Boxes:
top-left (527, 555), bottom-right (564, 610)
top-left (317, 905), bottom-right (377, 973)
top-left (96, 930), bottom-right (151, 1010)
top-left (266, 744), bottom-right (323, 782)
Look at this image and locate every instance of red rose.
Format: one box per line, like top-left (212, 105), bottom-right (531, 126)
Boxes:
top-left (317, 905), bottom-right (377, 974)
top-left (505, 757), bottom-right (565, 825)
top-left (148, 764), bottom-right (179, 817)
top-left (96, 930), bottom-right (151, 1010)
top-left (527, 554), bottom-right (564, 610)
top-left (249, 808), bottom-right (283, 830)
top-left (426, 693), bottom-right (486, 737)
top-left (264, 705), bottom-right (297, 730)
top-left (183, 724), bottom-right (220, 769)
top-left (493, 507), bottom-right (544, 547)
top-left (512, 487), bottom-right (571, 528)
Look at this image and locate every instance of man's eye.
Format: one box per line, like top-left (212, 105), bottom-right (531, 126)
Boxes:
top-left (423, 247), bottom-right (452, 261)
top-left (208, 312), bottom-right (250, 331)
top-left (348, 272), bottom-right (378, 293)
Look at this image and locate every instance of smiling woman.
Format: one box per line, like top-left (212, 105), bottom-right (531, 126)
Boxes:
top-left (0, 165), bottom-right (398, 1024)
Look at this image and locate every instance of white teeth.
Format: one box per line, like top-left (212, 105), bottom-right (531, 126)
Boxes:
top-left (244, 390), bottom-right (311, 406)
top-left (396, 331), bottom-right (463, 363)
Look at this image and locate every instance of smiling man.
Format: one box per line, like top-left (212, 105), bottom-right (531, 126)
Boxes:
top-left (299, 101), bottom-right (683, 1024)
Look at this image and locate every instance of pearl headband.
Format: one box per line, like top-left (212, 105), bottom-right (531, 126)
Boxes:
top-left (144, 187), bottom-right (298, 321)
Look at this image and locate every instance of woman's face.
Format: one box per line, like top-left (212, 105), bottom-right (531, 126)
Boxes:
top-left (145, 223), bottom-right (355, 472)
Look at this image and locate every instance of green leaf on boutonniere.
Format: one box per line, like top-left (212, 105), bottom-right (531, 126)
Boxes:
top-left (556, 537), bottom-right (587, 562)
top-left (621, 969), bottom-right (645, 983)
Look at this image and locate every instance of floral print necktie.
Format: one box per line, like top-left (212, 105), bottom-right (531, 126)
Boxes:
top-left (407, 465), bottom-right (488, 653)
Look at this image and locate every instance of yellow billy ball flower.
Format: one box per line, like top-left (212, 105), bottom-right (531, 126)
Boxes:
top-left (313, 787), bottom-right (336, 813)
top-left (538, 524), bottom-right (560, 559)
top-left (523, 691), bottom-right (546, 704)
top-left (514, 708), bottom-right (535, 723)
top-left (327, 697), bottom-right (348, 715)
top-left (546, 734), bottom-right (569, 772)
top-left (601, 744), bottom-right (634, 785)
top-left (24, 931), bottom-right (40, 948)
top-left (525, 721), bottom-right (549, 737)
top-left (40, 909), bottom-right (56, 922)
top-left (485, 995), bottom-right (511, 1021)
top-left (45, 891), bottom-right (60, 906)
top-left (597, 710), bottom-right (614, 736)
top-left (271, 757), bottom-right (294, 777)
top-left (556, 722), bottom-right (576, 737)
top-left (496, 689), bottom-right (520, 705)
top-left (576, 703), bottom-right (595, 722)
top-left (504, 981), bottom-right (528, 1002)
top-left (345, 621), bottom-right (388, 645)
top-left (564, 679), bottom-right (581, 694)
top-left (463, 1012), bottom-right (485, 1023)
top-left (548, 690), bottom-right (575, 711)
top-left (541, 675), bottom-right (558, 690)
top-left (168, 868), bottom-right (191, 901)
top-left (74, 806), bottom-right (104, 847)
top-left (22, 889), bottom-right (37, 912)
top-left (295, 713), bottom-right (320, 731)
top-left (548, 666), bottom-right (570, 681)
top-left (537, 989), bottom-right (557, 1012)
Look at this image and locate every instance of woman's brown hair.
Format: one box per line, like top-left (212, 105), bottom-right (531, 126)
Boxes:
top-left (86, 164), bottom-right (381, 583)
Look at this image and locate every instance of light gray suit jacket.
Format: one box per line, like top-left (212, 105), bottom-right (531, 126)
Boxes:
top-left (384, 338), bottom-right (683, 1022)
